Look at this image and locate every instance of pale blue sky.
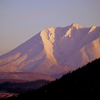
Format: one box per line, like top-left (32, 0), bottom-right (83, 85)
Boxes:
top-left (0, 0), bottom-right (100, 56)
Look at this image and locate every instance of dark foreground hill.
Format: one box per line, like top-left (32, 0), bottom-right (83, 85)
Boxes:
top-left (2, 58), bottom-right (100, 100)
top-left (0, 80), bottom-right (50, 94)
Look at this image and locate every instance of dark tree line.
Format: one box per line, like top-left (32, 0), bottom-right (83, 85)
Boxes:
top-left (0, 80), bottom-right (49, 93)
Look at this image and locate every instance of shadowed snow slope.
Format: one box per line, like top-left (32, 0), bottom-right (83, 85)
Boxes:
top-left (0, 23), bottom-right (100, 78)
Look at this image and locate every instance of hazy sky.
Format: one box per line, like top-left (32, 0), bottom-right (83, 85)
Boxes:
top-left (0, 0), bottom-right (100, 56)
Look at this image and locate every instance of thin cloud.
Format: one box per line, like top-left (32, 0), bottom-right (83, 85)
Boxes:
top-left (14, 12), bottom-right (55, 20)
top-left (8, 9), bottom-right (78, 21)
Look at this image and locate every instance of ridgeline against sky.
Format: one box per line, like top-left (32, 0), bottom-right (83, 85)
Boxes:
top-left (0, 23), bottom-right (100, 78)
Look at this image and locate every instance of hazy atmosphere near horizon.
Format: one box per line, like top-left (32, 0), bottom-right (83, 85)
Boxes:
top-left (0, 0), bottom-right (100, 56)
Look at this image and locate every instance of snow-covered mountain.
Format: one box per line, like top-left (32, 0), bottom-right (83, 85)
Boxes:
top-left (0, 23), bottom-right (100, 78)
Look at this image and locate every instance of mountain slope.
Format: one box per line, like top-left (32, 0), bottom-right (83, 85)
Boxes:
top-left (0, 72), bottom-right (55, 82)
top-left (0, 23), bottom-right (100, 78)
top-left (5, 58), bottom-right (100, 100)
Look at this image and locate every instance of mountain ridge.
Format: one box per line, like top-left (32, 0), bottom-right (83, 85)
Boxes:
top-left (0, 23), bottom-right (100, 78)
top-left (0, 72), bottom-right (55, 81)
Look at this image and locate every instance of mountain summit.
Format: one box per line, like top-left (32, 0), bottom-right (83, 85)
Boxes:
top-left (70, 23), bottom-right (85, 29)
top-left (0, 23), bottom-right (100, 78)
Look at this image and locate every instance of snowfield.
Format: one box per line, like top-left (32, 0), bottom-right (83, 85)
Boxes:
top-left (0, 23), bottom-right (100, 78)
